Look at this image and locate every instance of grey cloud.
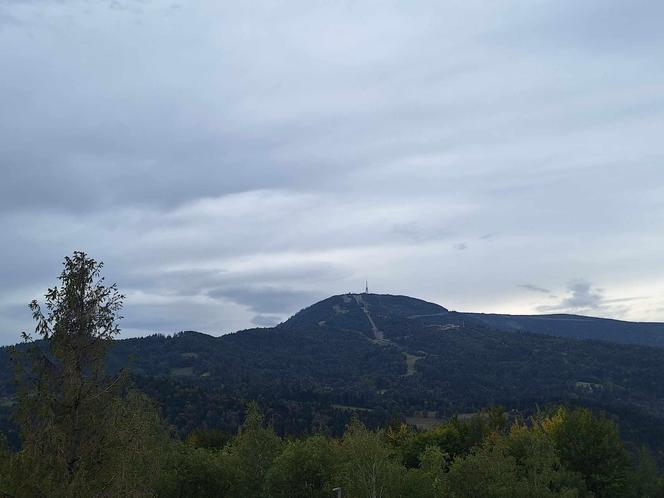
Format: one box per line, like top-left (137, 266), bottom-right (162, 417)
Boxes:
top-left (538, 280), bottom-right (604, 313)
top-left (0, 303), bottom-right (31, 340)
top-left (489, 0), bottom-right (664, 55)
top-left (564, 281), bottom-right (603, 310)
top-left (120, 299), bottom-right (246, 337)
top-left (207, 286), bottom-right (323, 315)
top-left (114, 262), bottom-right (345, 334)
top-left (536, 280), bottom-right (642, 318)
top-left (518, 284), bottom-right (552, 295)
top-left (551, 0), bottom-right (664, 51)
top-left (126, 269), bottom-right (231, 298)
top-left (1, 0), bottom-right (664, 342)
top-left (251, 314), bottom-right (282, 328)
top-left (391, 223), bottom-right (450, 243)
top-left (454, 243), bottom-right (468, 251)
top-left (121, 262), bottom-right (348, 299)
top-left (0, 10), bottom-right (21, 28)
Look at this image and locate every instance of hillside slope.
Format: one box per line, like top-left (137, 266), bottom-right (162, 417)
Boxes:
top-left (3, 293), bottom-right (664, 457)
top-left (462, 311), bottom-right (664, 348)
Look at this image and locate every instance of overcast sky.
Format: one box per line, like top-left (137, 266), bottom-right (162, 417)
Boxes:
top-left (1, 0), bottom-right (663, 343)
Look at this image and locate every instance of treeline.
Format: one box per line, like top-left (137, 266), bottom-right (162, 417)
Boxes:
top-left (2, 397), bottom-right (664, 497)
top-left (0, 252), bottom-right (663, 497)
top-left (132, 403), bottom-right (664, 498)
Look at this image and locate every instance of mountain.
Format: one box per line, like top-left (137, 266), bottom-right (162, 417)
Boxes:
top-left (461, 312), bottom-right (664, 348)
top-left (284, 293), bottom-right (664, 347)
top-left (3, 293), bottom-right (664, 458)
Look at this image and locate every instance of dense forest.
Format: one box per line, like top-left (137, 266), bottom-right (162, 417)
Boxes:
top-left (1, 252), bottom-right (664, 497)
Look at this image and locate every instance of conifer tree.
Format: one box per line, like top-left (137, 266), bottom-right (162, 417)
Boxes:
top-left (9, 251), bottom-right (164, 498)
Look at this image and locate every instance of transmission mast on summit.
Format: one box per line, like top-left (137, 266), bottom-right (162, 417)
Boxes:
top-left (365, 281), bottom-right (369, 294)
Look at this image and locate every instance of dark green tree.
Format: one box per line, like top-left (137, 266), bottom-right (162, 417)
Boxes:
top-left (265, 435), bottom-right (335, 498)
top-left (626, 447), bottom-right (664, 498)
top-left (444, 427), bottom-right (581, 498)
top-left (8, 251), bottom-right (166, 498)
top-left (156, 442), bottom-right (231, 498)
top-left (224, 402), bottom-right (283, 498)
top-left (334, 417), bottom-right (404, 498)
top-left (540, 408), bottom-right (631, 498)
top-left (399, 445), bottom-right (449, 498)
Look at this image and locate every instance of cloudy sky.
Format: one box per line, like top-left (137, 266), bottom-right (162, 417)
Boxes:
top-left (1, 0), bottom-right (663, 343)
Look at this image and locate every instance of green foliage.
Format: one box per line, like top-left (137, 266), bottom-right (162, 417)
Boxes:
top-left (265, 435), bottom-right (335, 498)
top-left (444, 427), bottom-right (581, 498)
top-left (156, 442), bottom-right (230, 498)
top-left (540, 407), bottom-right (632, 498)
top-left (5, 252), bottom-right (168, 498)
top-left (334, 417), bottom-right (404, 498)
top-left (185, 428), bottom-right (230, 450)
top-left (627, 447), bottom-right (664, 498)
top-left (3, 391), bottom-right (664, 498)
top-left (393, 408), bottom-right (507, 468)
top-left (398, 446), bottom-right (449, 498)
top-left (224, 402), bottom-right (283, 498)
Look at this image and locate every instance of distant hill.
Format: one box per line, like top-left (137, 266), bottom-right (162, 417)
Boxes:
top-left (2, 293), bottom-right (664, 459)
top-left (461, 312), bottom-right (664, 348)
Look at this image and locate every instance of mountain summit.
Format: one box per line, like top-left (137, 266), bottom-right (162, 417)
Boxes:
top-left (282, 292), bottom-right (664, 348)
top-left (281, 293), bottom-right (449, 341)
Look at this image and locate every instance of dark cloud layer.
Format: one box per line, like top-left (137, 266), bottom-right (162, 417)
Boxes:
top-left (1, 0), bottom-right (663, 343)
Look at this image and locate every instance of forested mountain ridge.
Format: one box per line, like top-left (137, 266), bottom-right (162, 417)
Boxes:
top-left (462, 311), bottom-right (664, 348)
top-left (278, 292), bottom-right (664, 347)
top-left (3, 293), bottom-right (664, 460)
